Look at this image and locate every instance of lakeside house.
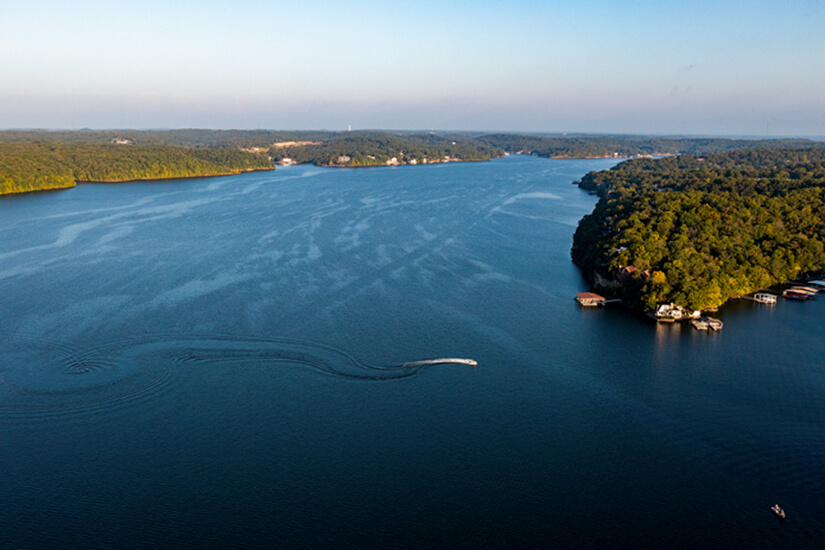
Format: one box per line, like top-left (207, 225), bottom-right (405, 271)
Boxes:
top-left (652, 303), bottom-right (701, 322)
top-left (618, 265), bottom-right (651, 280)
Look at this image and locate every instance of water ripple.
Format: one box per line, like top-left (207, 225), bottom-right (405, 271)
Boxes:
top-left (0, 334), bottom-right (474, 423)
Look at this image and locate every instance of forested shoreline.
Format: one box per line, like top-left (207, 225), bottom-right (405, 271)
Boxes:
top-left (476, 133), bottom-right (820, 159)
top-left (270, 134), bottom-right (501, 166)
top-left (571, 147), bottom-right (825, 312)
top-left (0, 141), bottom-right (273, 196)
top-left (0, 131), bottom-right (504, 195)
top-left (3, 129), bottom-right (823, 198)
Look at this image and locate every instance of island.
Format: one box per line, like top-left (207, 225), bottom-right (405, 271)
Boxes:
top-left (571, 147), bottom-right (825, 313)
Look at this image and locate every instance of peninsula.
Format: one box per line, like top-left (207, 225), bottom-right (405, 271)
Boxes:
top-left (0, 130), bottom-right (504, 195)
top-left (0, 141), bottom-right (273, 196)
top-left (269, 134), bottom-right (500, 167)
top-left (571, 147), bottom-right (825, 312)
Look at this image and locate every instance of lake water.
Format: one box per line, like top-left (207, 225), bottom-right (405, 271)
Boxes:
top-left (0, 156), bottom-right (822, 548)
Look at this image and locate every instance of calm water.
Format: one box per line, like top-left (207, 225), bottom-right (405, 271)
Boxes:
top-left (0, 156), bottom-right (823, 548)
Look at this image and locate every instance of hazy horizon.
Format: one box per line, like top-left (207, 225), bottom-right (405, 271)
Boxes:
top-left (3, 0), bottom-right (824, 137)
top-left (3, 127), bottom-right (825, 141)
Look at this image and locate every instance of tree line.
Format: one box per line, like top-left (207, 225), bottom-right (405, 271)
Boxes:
top-left (4, 129), bottom-right (824, 199)
top-left (477, 133), bottom-right (820, 159)
top-left (0, 142), bottom-right (273, 196)
top-left (269, 134), bottom-right (502, 166)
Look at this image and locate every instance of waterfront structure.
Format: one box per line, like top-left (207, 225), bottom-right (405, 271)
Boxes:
top-left (652, 303), bottom-right (700, 322)
top-left (575, 292), bottom-right (606, 307)
top-left (753, 292), bottom-right (777, 304)
top-left (783, 289), bottom-right (811, 301)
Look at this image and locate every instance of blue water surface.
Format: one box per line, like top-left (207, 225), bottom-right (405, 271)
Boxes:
top-left (0, 156), bottom-right (822, 548)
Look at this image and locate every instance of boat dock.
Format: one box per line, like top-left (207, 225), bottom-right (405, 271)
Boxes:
top-left (575, 292), bottom-right (606, 307)
top-left (751, 292), bottom-right (777, 304)
top-left (783, 288), bottom-right (815, 301)
top-left (574, 293), bottom-right (622, 307)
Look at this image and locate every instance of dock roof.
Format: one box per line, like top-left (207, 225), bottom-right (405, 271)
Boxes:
top-left (576, 292), bottom-right (605, 301)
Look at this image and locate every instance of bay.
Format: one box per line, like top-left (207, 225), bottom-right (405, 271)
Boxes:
top-left (0, 156), bottom-right (822, 548)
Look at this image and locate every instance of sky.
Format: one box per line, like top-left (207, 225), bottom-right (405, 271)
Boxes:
top-left (1, 0), bottom-right (824, 136)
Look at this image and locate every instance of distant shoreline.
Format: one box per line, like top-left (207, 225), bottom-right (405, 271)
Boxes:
top-left (314, 158), bottom-right (490, 169)
top-left (5, 129), bottom-right (823, 197)
top-left (0, 166), bottom-right (275, 198)
top-left (76, 166), bottom-right (274, 184)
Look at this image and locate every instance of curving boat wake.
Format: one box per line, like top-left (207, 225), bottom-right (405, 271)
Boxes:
top-left (0, 333), bottom-right (477, 421)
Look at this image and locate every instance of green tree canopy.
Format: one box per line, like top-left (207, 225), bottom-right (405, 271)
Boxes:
top-left (572, 147), bottom-right (825, 311)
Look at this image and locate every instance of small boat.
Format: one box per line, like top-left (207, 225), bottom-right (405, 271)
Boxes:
top-left (771, 504), bottom-right (786, 519)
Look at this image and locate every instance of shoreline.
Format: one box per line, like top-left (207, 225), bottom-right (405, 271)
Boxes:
top-left (277, 158), bottom-right (495, 169)
top-left (76, 165), bottom-right (274, 184)
top-left (1, 166), bottom-right (275, 198)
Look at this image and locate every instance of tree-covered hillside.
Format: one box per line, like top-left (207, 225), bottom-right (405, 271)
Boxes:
top-left (0, 142), bottom-right (273, 196)
top-left (0, 129), bottom-right (335, 149)
top-left (270, 134), bottom-right (502, 166)
top-left (4, 129), bottom-right (823, 198)
top-left (478, 133), bottom-right (819, 159)
top-left (572, 148), bottom-right (825, 311)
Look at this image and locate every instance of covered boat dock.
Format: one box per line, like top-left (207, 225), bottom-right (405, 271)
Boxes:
top-left (575, 292), bottom-right (606, 307)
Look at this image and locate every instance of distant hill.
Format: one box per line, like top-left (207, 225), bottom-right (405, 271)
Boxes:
top-left (2, 129), bottom-right (823, 197)
top-left (477, 133), bottom-right (820, 159)
top-left (268, 134), bottom-right (502, 167)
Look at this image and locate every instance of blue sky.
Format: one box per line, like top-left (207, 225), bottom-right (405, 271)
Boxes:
top-left (2, 0), bottom-right (824, 135)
